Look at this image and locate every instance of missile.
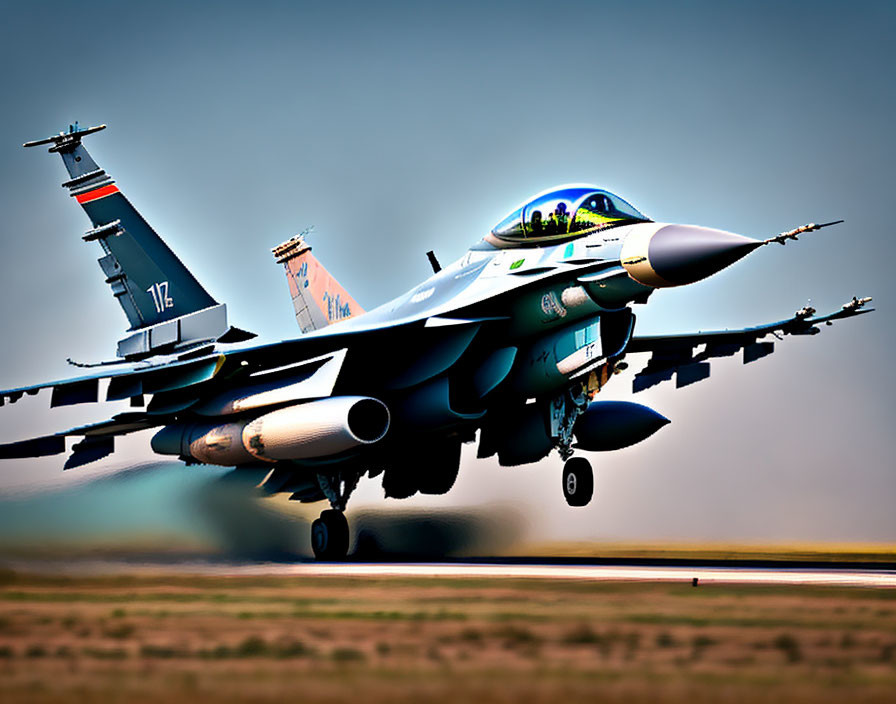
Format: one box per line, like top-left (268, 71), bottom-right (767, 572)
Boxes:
top-left (763, 220), bottom-right (844, 246)
top-left (842, 296), bottom-right (872, 311)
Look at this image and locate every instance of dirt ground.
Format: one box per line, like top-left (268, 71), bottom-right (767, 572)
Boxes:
top-left (0, 568), bottom-right (894, 703)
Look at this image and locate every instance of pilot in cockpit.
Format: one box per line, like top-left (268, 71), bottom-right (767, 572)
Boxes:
top-left (530, 210), bottom-right (544, 236)
top-left (488, 185), bottom-right (650, 244)
top-left (555, 202), bottom-right (569, 232)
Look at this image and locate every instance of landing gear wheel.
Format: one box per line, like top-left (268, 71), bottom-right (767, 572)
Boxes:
top-left (562, 457), bottom-right (593, 507)
top-left (311, 509), bottom-right (349, 560)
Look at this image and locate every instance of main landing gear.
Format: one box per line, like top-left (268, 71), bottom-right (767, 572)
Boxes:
top-left (562, 456), bottom-right (594, 507)
top-left (312, 469), bottom-right (359, 560)
top-left (311, 509), bottom-right (349, 560)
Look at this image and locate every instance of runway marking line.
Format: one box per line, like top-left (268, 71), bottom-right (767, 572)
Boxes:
top-left (16, 561), bottom-right (894, 587)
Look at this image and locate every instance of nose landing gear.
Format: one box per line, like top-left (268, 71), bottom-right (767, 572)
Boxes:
top-left (551, 387), bottom-right (595, 507)
top-left (562, 456), bottom-right (593, 507)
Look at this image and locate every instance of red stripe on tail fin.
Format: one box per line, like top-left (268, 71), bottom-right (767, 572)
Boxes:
top-left (75, 184), bottom-right (120, 203)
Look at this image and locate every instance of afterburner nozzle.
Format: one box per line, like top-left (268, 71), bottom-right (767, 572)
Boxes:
top-left (621, 223), bottom-right (761, 288)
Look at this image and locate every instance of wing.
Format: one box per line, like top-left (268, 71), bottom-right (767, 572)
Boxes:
top-left (625, 297), bottom-right (874, 392)
top-left (0, 312), bottom-right (493, 467)
top-left (0, 413), bottom-right (163, 469)
top-left (0, 353), bottom-right (232, 468)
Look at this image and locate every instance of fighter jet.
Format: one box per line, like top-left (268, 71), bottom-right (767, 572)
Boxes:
top-left (0, 124), bottom-right (874, 559)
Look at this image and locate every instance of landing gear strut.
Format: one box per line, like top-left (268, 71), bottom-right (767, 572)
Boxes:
top-left (562, 456), bottom-right (593, 507)
top-left (550, 386), bottom-right (594, 506)
top-left (312, 470), bottom-right (360, 560)
top-left (551, 386), bottom-right (588, 461)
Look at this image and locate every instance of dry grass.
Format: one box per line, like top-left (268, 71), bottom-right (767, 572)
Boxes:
top-left (0, 569), bottom-right (894, 703)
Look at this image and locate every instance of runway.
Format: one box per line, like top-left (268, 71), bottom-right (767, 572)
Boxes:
top-left (208, 562), bottom-right (896, 587)
top-left (9, 559), bottom-right (896, 587)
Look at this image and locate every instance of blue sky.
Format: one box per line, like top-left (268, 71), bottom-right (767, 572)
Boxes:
top-left (0, 1), bottom-right (893, 545)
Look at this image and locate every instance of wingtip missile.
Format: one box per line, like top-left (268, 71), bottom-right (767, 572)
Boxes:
top-left (763, 219), bottom-right (844, 246)
top-left (23, 123), bottom-right (107, 151)
top-left (791, 295), bottom-right (874, 328)
top-left (795, 305), bottom-right (817, 320)
top-left (842, 296), bottom-right (872, 312)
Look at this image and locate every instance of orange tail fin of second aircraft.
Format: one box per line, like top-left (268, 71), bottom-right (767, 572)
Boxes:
top-left (272, 234), bottom-right (364, 333)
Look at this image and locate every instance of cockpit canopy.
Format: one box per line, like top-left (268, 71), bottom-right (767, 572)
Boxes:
top-left (491, 185), bottom-right (649, 243)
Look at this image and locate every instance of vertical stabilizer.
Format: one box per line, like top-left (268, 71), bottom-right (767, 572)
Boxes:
top-left (25, 124), bottom-right (255, 359)
top-left (272, 233), bottom-right (364, 333)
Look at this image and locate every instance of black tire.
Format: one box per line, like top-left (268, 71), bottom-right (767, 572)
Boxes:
top-left (311, 509), bottom-right (350, 560)
top-left (562, 457), bottom-right (593, 507)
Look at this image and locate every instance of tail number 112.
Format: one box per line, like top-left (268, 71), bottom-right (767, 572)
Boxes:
top-left (147, 281), bottom-right (174, 314)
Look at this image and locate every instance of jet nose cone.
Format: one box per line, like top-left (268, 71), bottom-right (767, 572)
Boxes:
top-left (649, 224), bottom-right (761, 286)
top-left (622, 224), bottom-right (761, 288)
